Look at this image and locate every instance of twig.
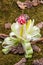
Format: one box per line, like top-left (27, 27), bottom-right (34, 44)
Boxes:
top-left (36, 22), bottom-right (43, 29)
top-left (31, 37), bottom-right (43, 44)
top-left (0, 33), bottom-right (8, 39)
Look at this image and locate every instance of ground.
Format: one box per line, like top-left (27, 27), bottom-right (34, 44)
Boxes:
top-left (0, 0), bottom-right (43, 65)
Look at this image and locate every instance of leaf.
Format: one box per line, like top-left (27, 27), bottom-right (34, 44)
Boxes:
top-left (22, 41), bottom-right (33, 58)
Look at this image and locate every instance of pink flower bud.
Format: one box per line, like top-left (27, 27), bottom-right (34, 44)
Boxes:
top-left (17, 15), bottom-right (26, 25)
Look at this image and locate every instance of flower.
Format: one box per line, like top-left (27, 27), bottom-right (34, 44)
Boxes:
top-left (2, 37), bottom-right (19, 54)
top-left (17, 15), bottom-right (26, 25)
top-left (2, 14), bottom-right (41, 59)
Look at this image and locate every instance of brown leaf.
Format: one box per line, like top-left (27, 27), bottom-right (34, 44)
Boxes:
top-left (32, 58), bottom-right (43, 65)
top-left (32, 0), bottom-right (40, 6)
top-left (10, 43), bottom-right (24, 54)
top-left (32, 45), bottom-right (41, 52)
top-left (17, 1), bottom-right (27, 9)
top-left (14, 58), bottom-right (26, 65)
top-left (17, 0), bottom-right (33, 9)
top-left (36, 22), bottom-right (43, 29)
top-left (0, 33), bottom-right (8, 39)
top-left (25, 0), bottom-right (33, 8)
top-left (31, 37), bottom-right (43, 44)
top-left (5, 23), bottom-right (11, 29)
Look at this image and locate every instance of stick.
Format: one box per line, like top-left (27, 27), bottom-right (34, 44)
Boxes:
top-left (31, 37), bottom-right (43, 44)
top-left (0, 33), bottom-right (8, 39)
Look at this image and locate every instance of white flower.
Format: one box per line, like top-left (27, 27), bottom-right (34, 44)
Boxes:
top-left (2, 19), bottom-right (41, 58)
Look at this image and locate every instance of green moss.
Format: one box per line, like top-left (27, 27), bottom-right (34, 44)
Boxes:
top-left (0, 0), bottom-right (43, 65)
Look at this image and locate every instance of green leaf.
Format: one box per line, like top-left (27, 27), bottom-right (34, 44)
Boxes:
top-left (2, 48), bottom-right (10, 54)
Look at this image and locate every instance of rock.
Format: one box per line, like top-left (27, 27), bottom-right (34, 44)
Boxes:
top-left (5, 23), bottom-right (11, 29)
top-left (32, 45), bottom-right (41, 53)
top-left (32, 58), bottom-right (43, 65)
top-left (14, 58), bottom-right (26, 65)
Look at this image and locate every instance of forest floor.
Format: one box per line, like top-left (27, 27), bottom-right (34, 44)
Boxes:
top-left (0, 0), bottom-right (43, 65)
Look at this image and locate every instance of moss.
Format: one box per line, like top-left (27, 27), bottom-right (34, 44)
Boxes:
top-left (0, 0), bottom-right (43, 65)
